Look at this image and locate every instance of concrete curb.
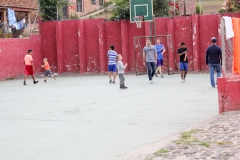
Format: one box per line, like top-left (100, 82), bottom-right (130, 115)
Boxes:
top-left (116, 114), bottom-right (220, 160)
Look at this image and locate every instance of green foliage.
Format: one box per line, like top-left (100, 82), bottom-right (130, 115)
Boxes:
top-left (110, 0), bottom-right (170, 21)
top-left (39, 0), bottom-right (68, 20)
top-left (0, 29), bottom-right (12, 38)
top-left (155, 149), bottom-right (169, 156)
top-left (153, 0), bottom-right (169, 17)
top-left (70, 14), bottom-right (79, 19)
top-left (110, 0), bottom-right (130, 21)
top-left (220, 0), bottom-right (240, 13)
top-left (104, 1), bottom-right (113, 7)
top-left (196, 5), bottom-right (203, 14)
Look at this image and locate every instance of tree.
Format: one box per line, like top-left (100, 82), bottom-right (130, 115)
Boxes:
top-left (110, 0), bottom-right (170, 21)
top-left (153, 0), bottom-right (169, 17)
top-left (111, 0), bottom-right (130, 21)
top-left (39, 0), bottom-right (68, 20)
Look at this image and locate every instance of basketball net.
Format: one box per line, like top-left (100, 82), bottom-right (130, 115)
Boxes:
top-left (134, 16), bottom-right (143, 28)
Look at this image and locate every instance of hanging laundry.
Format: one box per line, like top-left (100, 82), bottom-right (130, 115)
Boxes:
top-left (16, 20), bottom-right (24, 30)
top-left (223, 16), bottom-right (234, 40)
top-left (7, 8), bottom-right (17, 26)
top-left (232, 18), bottom-right (240, 74)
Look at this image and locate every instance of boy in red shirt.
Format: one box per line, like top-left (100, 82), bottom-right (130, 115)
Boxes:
top-left (24, 50), bottom-right (38, 85)
top-left (41, 58), bottom-right (56, 82)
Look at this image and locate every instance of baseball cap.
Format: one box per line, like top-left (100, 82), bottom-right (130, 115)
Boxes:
top-left (211, 37), bottom-right (217, 43)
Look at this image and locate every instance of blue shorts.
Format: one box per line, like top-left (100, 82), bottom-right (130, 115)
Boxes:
top-left (180, 62), bottom-right (188, 71)
top-left (108, 64), bottom-right (117, 72)
top-left (157, 59), bottom-right (163, 66)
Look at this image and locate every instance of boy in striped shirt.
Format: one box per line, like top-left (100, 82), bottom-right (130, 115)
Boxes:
top-left (107, 45), bottom-right (117, 83)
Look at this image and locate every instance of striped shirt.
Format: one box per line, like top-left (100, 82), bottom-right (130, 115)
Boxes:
top-left (107, 50), bottom-right (117, 65)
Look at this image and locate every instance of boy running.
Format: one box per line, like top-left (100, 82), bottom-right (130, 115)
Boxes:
top-left (117, 54), bottom-right (128, 89)
top-left (178, 42), bottom-right (188, 83)
top-left (23, 50), bottom-right (38, 85)
top-left (107, 45), bottom-right (117, 84)
top-left (41, 58), bottom-right (56, 82)
top-left (155, 39), bottom-right (165, 78)
top-left (143, 39), bottom-right (157, 83)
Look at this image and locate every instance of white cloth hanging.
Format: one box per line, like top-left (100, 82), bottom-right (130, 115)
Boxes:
top-left (223, 16), bottom-right (235, 40)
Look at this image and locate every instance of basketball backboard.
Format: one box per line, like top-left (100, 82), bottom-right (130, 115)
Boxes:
top-left (130, 0), bottom-right (153, 23)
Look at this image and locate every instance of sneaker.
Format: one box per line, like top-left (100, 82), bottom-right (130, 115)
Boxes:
top-left (150, 80), bottom-right (153, 84)
top-left (109, 80), bottom-right (112, 83)
top-left (112, 81), bottom-right (115, 84)
top-left (181, 79), bottom-right (185, 83)
top-left (44, 80), bottom-right (46, 82)
top-left (120, 86), bottom-right (126, 89)
top-left (161, 74), bottom-right (164, 78)
top-left (53, 76), bottom-right (56, 80)
top-left (23, 81), bottom-right (27, 85)
top-left (124, 86), bottom-right (128, 89)
top-left (34, 81), bottom-right (39, 84)
top-left (155, 73), bottom-right (158, 77)
top-left (212, 86), bottom-right (216, 88)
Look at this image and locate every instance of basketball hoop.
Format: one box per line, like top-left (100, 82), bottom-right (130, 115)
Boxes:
top-left (134, 16), bottom-right (144, 28)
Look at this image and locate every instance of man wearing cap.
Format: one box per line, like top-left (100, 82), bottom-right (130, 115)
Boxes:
top-left (206, 37), bottom-right (222, 88)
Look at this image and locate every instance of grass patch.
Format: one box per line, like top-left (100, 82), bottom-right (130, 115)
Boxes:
top-left (155, 149), bottom-right (169, 156)
top-left (199, 141), bottom-right (210, 147)
top-left (172, 129), bottom-right (211, 147)
top-left (216, 141), bottom-right (232, 146)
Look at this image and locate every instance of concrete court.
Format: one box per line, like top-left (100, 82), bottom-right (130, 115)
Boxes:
top-left (0, 74), bottom-right (218, 160)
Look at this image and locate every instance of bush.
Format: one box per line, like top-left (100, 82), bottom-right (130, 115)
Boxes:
top-left (70, 14), bottom-right (79, 19)
top-left (110, 0), bottom-right (130, 21)
top-left (196, 5), bottom-right (203, 14)
top-left (104, 1), bottom-right (113, 7)
top-left (0, 29), bottom-right (12, 38)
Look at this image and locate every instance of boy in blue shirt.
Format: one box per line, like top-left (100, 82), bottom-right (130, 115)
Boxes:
top-left (155, 39), bottom-right (165, 78)
top-left (107, 45), bottom-right (117, 84)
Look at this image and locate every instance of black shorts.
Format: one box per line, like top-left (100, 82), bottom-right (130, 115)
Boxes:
top-left (44, 70), bottom-right (52, 76)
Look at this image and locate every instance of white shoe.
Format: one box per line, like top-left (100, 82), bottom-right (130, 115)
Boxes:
top-left (181, 79), bottom-right (185, 83)
top-left (150, 80), bottom-right (153, 84)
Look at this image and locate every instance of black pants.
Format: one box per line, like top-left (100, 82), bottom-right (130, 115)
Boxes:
top-left (146, 62), bottom-right (156, 80)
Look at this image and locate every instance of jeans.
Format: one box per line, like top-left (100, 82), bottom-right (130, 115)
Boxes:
top-left (146, 62), bottom-right (156, 80)
top-left (208, 64), bottom-right (221, 87)
top-left (119, 73), bottom-right (125, 87)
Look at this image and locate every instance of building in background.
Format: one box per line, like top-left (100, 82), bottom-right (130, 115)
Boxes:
top-left (0, 0), bottom-right (38, 37)
top-left (67, 0), bottom-right (110, 18)
top-left (178, 0), bottom-right (196, 15)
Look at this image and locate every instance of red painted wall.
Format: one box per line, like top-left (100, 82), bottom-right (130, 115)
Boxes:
top-left (62, 20), bottom-right (79, 72)
top-left (0, 35), bottom-right (42, 80)
top-left (2, 13), bottom-right (240, 80)
top-left (41, 21), bottom-right (58, 72)
top-left (173, 16), bottom-right (194, 71)
top-left (218, 76), bottom-right (240, 113)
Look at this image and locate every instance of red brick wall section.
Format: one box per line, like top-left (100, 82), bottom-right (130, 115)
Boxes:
top-left (218, 77), bottom-right (240, 113)
top-left (2, 13), bottom-right (240, 81)
top-left (41, 21), bottom-right (58, 72)
top-left (199, 14), bottom-right (220, 71)
top-left (0, 35), bottom-right (42, 80)
top-left (61, 20), bottom-right (79, 73)
top-left (173, 16), bottom-right (194, 71)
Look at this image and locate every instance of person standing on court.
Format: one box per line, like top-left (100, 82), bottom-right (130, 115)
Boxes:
top-left (107, 45), bottom-right (117, 84)
top-left (178, 42), bottom-right (188, 83)
top-left (143, 39), bottom-right (157, 84)
top-left (206, 37), bottom-right (222, 88)
top-left (155, 39), bottom-right (165, 78)
top-left (23, 50), bottom-right (39, 85)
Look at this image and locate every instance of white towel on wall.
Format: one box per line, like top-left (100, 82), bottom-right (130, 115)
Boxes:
top-left (223, 16), bottom-right (234, 40)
